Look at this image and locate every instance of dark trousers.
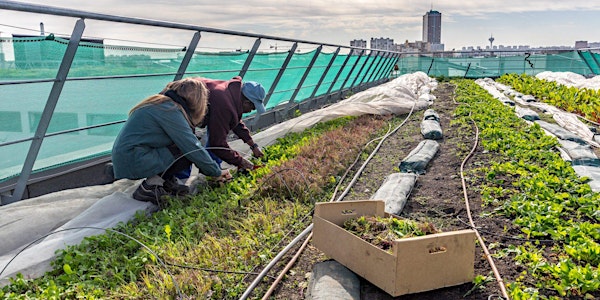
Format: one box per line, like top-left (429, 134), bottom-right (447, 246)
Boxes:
top-left (163, 144), bottom-right (192, 179)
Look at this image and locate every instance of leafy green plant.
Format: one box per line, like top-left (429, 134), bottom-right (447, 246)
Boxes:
top-left (464, 273), bottom-right (495, 297)
top-left (498, 73), bottom-right (600, 123)
top-left (453, 78), bottom-right (600, 299)
top-left (0, 114), bottom-right (392, 299)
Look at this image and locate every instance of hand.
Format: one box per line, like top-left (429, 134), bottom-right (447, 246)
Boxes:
top-left (239, 158), bottom-right (254, 170)
top-left (251, 146), bottom-right (264, 158)
top-left (217, 169), bottom-right (232, 183)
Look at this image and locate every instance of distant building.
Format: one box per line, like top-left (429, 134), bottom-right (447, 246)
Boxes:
top-left (423, 10), bottom-right (441, 44)
top-left (370, 37), bottom-right (394, 51)
top-left (350, 39), bottom-right (367, 48)
top-left (350, 39), bottom-right (367, 55)
top-left (427, 43), bottom-right (445, 52)
top-left (423, 10), bottom-right (444, 51)
top-left (398, 40), bottom-right (427, 54)
top-left (575, 41), bottom-right (588, 49)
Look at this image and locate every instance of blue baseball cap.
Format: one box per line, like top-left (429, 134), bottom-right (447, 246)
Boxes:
top-left (241, 81), bottom-right (266, 114)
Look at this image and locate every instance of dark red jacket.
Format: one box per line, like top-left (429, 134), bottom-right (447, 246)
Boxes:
top-left (200, 76), bottom-right (252, 167)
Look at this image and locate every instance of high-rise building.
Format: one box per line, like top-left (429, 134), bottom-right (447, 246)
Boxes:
top-left (423, 10), bottom-right (441, 44)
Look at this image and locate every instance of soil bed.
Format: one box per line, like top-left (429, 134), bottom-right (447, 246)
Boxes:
top-left (269, 82), bottom-right (514, 300)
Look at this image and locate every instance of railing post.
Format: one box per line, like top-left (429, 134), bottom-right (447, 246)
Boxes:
top-left (427, 57), bottom-right (435, 75)
top-left (354, 50), bottom-right (379, 86)
top-left (576, 50), bottom-right (598, 76)
top-left (239, 38), bottom-right (262, 78)
top-left (286, 45), bottom-right (322, 111)
top-left (4, 18), bottom-right (86, 205)
top-left (464, 62), bottom-right (471, 78)
top-left (340, 49), bottom-right (365, 94)
top-left (375, 53), bottom-right (396, 81)
top-left (174, 31), bottom-right (201, 80)
top-left (326, 50), bottom-right (353, 99)
top-left (378, 53), bottom-right (399, 80)
top-left (262, 42), bottom-right (298, 110)
top-left (364, 52), bottom-right (387, 84)
top-left (349, 50), bottom-right (373, 90)
top-left (589, 51), bottom-right (600, 75)
top-left (310, 47), bottom-right (340, 99)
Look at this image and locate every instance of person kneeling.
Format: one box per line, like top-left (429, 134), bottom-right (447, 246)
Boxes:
top-left (111, 78), bottom-right (231, 205)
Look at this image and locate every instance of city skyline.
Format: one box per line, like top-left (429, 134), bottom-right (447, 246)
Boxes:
top-left (0, 1), bottom-right (599, 52)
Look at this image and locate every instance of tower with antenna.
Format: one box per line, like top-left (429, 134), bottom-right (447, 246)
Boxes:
top-left (489, 34), bottom-right (495, 49)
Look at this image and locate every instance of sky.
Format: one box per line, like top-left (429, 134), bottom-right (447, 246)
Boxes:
top-left (1, 0), bottom-right (600, 54)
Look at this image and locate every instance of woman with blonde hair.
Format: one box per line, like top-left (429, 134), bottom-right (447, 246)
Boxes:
top-left (112, 78), bottom-right (231, 205)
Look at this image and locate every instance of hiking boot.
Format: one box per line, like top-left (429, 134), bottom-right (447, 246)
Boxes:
top-left (132, 180), bottom-right (170, 205)
top-left (163, 176), bottom-right (190, 196)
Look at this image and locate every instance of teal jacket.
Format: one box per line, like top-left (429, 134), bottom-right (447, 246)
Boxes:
top-left (112, 101), bottom-right (221, 179)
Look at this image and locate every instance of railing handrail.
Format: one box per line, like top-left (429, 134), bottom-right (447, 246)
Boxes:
top-left (1, 0), bottom-right (598, 205)
top-left (0, 1), bottom-right (400, 205)
top-left (0, 0), bottom-right (397, 54)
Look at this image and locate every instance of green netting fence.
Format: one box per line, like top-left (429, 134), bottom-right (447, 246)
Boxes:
top-left (0, 36), bottom-right (395, 185)
top-left (0, 35), bottom-right (599, 193)
top-left (396, 50), bottom-right (599, 78)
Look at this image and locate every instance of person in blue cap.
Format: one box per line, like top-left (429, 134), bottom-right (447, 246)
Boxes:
top-left (170, 76), bottom-right (266, 185)
top-left (198, 76), bottom-right (266, 170)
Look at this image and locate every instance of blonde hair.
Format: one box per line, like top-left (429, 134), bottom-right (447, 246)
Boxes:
top-left (130, 78), bottom-right (209, 126)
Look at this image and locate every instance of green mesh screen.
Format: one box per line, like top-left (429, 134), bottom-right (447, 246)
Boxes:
top-left (1, 35), bottom-right (599, 182)
top-left (409, 51), bottom-right (599, 78)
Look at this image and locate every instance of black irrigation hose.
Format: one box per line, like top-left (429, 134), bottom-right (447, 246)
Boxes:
top-left (166, 261), bottom-right (277, 281)
top-left (0, 226), bottom-right (185, 299)
top-left (0, 225), bottom-right (286, 298)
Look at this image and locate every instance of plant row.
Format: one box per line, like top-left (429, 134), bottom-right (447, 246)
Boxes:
top-left (497, 73), bottom-right (600, 123)
top-left (453, 79), bottom-right (600, 299)
top-left (0, 115), bottom-right (388, 299)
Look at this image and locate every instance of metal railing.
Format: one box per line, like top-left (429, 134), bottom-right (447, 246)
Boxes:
top-left (0, 0), bottom-right (400, 204)
top-left (2, 1), bottom-right (599, 205)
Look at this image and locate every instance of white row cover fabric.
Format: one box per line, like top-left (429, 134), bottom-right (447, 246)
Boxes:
top-left (536, 71), bottom-right (600, 91)
top-left (369, 173), bottom-right (418, 215)
top-left (0, 72), bottom-right (438, 285)
top-left (515, 105), bottom-right (540, 122)
top-left (231, 72), bottom-right (436, 152)
top-left (421, 109), bottom-right (443, 140)
top-left (398, 140), bottom-right (440, 175)
top-left (478, 78), bottom-right (600, 148)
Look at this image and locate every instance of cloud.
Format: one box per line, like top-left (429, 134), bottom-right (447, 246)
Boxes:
top-left (1, 0), bottom-right (600, 51)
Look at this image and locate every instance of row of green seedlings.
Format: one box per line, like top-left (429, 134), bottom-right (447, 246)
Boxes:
top-left (0, 115), bottom-right (387, 299)
top-left (497, 73), bottom-right (600, 123)
top-left (452, 79), bottom-right (600, 299)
